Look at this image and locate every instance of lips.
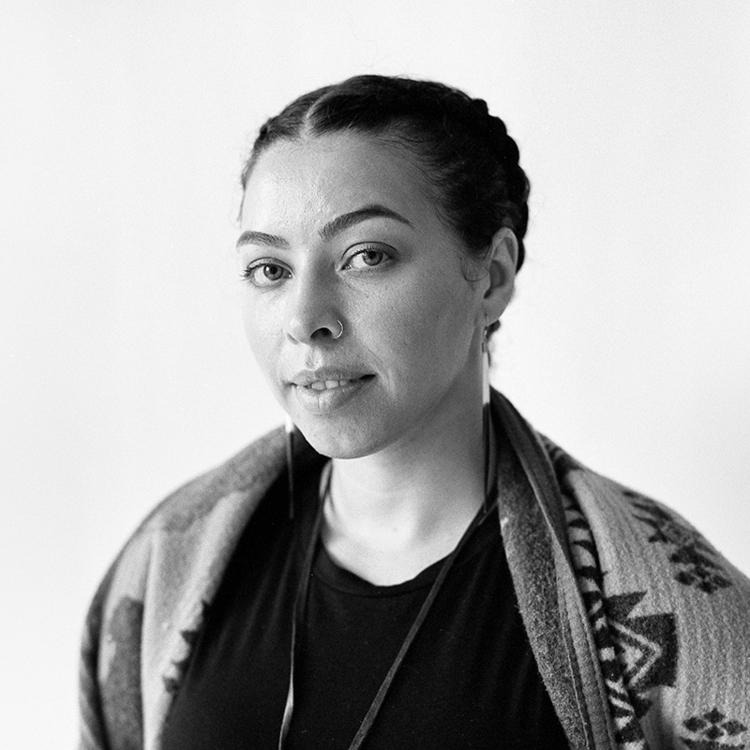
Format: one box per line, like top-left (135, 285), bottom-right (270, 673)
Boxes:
top-left (307, 379), bottom-right (364, 391)
top-left (289, 371), bottom-right (375, 414)
top-left (290, 368), bottom-right (374, 387)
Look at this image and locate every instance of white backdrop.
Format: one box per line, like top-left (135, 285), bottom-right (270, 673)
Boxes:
top-left (2, 1), bottom-right (748, 747)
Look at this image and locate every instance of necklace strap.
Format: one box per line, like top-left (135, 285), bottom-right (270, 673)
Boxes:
top-left (277, 462), bottom-right (331, 749)
top-left (347, 497), bottom-right (497, 749)
top-left (278, 459), bottom-right (498, 749)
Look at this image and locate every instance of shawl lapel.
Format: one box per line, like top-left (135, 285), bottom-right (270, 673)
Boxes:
top-left (493, 391), bottom-right (616, 749)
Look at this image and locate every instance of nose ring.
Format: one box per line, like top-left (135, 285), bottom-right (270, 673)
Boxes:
top-left (332, 320), bottom-right (344, 340)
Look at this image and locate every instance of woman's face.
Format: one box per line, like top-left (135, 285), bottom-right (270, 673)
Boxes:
top-left (238, 132), bottom-right (500, 458)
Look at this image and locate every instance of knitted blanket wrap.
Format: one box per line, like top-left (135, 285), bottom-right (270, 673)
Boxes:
top-left (547, 441), bottom-right (750, 750)
top-left (79, 404), bottom-right (750, 750)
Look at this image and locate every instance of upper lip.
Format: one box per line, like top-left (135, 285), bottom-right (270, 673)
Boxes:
top-left (289, 368), bottom-right (372, 387)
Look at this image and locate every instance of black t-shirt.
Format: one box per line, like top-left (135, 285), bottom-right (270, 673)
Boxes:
top-left (162, 452), bottom-right (569, 749)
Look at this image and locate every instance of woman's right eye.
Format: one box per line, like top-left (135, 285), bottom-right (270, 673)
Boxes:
top-left (242, 262), bottom-right (291, 287)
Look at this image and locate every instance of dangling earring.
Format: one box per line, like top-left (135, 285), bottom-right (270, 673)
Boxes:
top-left (285, 415), bottom-right (295, 520)
top-left (482, 326), bottom-right (496, 504)
top-left (482, 327), bottom-right (490, 410)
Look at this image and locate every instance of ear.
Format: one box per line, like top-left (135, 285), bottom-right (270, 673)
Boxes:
top-left (481, 227), bottom-right (518, 325)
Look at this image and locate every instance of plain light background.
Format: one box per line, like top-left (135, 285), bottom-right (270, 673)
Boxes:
top-left (2, 1), bottom-right (748, 747)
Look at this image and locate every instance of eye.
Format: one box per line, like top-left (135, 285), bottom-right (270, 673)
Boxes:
top-left (242, 261), bottom-right (291, 287)
top-left (344, 246), bottom-right (391, 271)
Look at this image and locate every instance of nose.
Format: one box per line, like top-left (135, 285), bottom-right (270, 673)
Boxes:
top-left (284, 268), bottom-right (344, 344)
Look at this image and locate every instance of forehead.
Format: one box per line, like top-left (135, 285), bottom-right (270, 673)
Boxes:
top-left (240, 133), bottom-right (435, 230)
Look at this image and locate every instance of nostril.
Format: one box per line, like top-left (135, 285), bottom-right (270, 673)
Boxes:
top-left (286, 318), bottom-right (345, 344)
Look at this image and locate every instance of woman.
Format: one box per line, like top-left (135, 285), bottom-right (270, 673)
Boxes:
top-left (80, 76), bottom-right (750, 750)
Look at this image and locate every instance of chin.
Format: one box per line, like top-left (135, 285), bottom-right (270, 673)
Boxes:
top-left (295, 420), bottom-right (384, 460)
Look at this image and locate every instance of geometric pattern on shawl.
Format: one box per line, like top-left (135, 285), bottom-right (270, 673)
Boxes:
top-left (624, 489), bottom-right (732, 596)
top-left (547, 442), bottom-right (680, 750)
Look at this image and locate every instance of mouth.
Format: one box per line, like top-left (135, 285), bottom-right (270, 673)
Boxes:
top-left (289, 373), bottom-right (376, 414)
top-left (302, 376), bottom-right (374, 392)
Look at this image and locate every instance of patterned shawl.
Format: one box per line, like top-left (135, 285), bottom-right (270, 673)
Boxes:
top-left (79, 392), bottom-right (750, 749)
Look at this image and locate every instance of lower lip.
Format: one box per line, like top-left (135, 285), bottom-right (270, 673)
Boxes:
top-left (292, 376), bottom-right (375, 415)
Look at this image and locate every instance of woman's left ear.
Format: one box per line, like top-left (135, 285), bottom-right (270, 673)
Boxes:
top-left (482, 227), bottom-right (518, 323)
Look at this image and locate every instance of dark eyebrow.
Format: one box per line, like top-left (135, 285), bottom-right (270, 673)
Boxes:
top-left (235, 230), bottom-right (290, 250)
top-left (236, 204), bottom-right (412, 250)
top-left (321, 205), bottom-right (413, 240)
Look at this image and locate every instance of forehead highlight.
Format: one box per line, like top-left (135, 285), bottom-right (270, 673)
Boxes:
top-left (239, 133), bottom-right (432, 237)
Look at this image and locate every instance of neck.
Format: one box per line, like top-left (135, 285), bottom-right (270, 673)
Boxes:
top-left (322, 387), bottom-right (487, 584)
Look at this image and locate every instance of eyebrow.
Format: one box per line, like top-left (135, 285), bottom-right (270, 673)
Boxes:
top-left (236, 204), bottom-right (412, 250)
top-left (235, 229), bottom-right (289, 250)
top-left (320, 204), bottom-right (413, 240)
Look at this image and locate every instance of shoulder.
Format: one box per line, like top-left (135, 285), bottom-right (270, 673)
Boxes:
top-left (541, 434), bottom-right (750, 593)
top-left (137, 425), bottom-right (287, 534)
top-left (539, 435), bottom-right (750, 746)
top-left (80, 427), bottom-right (288, 745)
top-left (90, 425), bottom-right (288, 623)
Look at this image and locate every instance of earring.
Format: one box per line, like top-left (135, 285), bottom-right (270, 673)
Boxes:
top-left (482, 327), bottom-right (490, 409)
top-left (481, 327), bottom-right (495, 504)
top-left (285, 415), bottom-right (295, 520)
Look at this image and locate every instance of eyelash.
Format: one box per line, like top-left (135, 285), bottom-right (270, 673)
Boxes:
top-left (240, 245), bottom-right (392, 288)
top-left (343, 245), bottom-right (391, 270)
top-left (241, 261), bottom-right (291, 287)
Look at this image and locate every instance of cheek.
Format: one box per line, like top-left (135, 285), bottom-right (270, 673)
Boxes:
top-left (381, 279), bottom-right (476, 374)
top-left (404, 273), bottom-right (476, 335)
top-left (242, 303), bottom-right (280, 377)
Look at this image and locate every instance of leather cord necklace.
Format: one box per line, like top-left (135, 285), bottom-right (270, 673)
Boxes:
top-left (277, 457), bottom-right (499, 750)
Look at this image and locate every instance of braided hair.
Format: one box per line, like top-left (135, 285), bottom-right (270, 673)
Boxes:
top-left (241, 75), bottom-right (530, 291)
